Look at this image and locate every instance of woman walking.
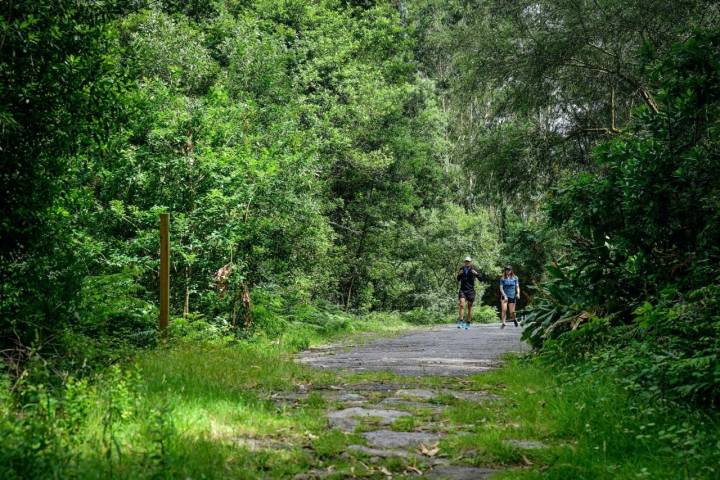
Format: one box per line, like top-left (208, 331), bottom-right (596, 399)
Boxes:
top-left (499, 265), bottom-right (520, 328)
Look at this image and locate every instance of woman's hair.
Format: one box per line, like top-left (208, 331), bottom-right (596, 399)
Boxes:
top-left (502, 266), bottom-right (514, 279)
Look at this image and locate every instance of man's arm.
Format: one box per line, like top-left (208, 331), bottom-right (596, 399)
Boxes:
top-left (472, 269), bottom-right (487, 282)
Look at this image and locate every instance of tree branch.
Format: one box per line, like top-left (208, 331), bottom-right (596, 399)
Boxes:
top-left (563, 61), bottom-right (660, 114)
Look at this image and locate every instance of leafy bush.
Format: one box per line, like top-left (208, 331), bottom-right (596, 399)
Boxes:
top-left (54, 270), bottom-right (156, 371)
top-left (540, 285), bottom-right (720, 406)
top-left (76, 270), bottom-right (156, 339)
top-left (401, 307), bottom-right (448, 325)
top-left (529, 30), bottom-right (720, 406)
top-left (623, 286), bottom-right (720, 405)
top-left (547, 30), bottom-right (720, 313)
top-left (522, 264), bottom-right (595, 349)
top-left (472, 305), bottom-right (499, 324)
top-left (169, 313), bottom-right (234, 342)
top-left (0, 364), bottom-right (145, 480)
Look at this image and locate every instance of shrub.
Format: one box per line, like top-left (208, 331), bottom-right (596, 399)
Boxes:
top-left (401, 307), bottom-right (448, 325)
top-left (625, 286), bottom-right (720, 405)
top-left (522, 264), bottom-right (595, 349)
top-left (540, 285), bottom-right (720, 406)
top-left (529, 31), bottom-right (720, 407)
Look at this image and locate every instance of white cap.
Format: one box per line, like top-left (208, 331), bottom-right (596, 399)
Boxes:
top-left (464, 256), bottom-right (472, 262)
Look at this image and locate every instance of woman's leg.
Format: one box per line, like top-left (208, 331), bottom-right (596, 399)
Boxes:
top-left (500, 299), bottom-right (508, 324)
top-left (509, 301), bottom-right (516, 324)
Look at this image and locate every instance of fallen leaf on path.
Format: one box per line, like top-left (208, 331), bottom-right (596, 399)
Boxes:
top-left (418, 442), bottom-right (440, 457)
top-left (405, 465), bottom-right (423, 475)
top-left (305, 431), bottom-right (319, 440)
top-left (522, 455), bottom-right (534, 466)
top-left (379, 466), bottom-right (392, 477)
top-left (329, 385), bottom-right (343, 390)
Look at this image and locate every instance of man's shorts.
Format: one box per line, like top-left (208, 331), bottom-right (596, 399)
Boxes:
top-left (458, 290), bottom-right (475, 302)
top-left (502, 296), bottom-right (516, 304)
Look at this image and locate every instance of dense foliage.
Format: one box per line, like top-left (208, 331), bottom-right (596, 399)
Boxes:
top-left (410, 0), bottom-right (718, 213)
top-left (525, 30), bottom-right (720, 405)
top-left (1, 0), bottom-right (501, 369)
top-left (407, 0), bottom-right (720, 408)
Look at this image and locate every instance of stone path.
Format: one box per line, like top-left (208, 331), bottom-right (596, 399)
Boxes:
top-left (299, 322), bottom-right (528, 376)
top-left (293, 322), bottom-right (531, 479)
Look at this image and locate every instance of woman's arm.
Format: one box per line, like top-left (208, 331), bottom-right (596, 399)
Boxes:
top-left (499, 279), bottom-right (507, 299)
top-left (516, 278), bottom-right (521, 299)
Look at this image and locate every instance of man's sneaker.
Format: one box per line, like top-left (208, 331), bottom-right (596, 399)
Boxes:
top-left (457, 319), bottom-right (464, 328)
top-left (513, 318), bottom-right (519, 327)
top-left (464, 322), bottom-right (470, 330)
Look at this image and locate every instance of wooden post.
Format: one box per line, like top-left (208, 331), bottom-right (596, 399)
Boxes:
top-left (159, 213), bottom-right (170, 340)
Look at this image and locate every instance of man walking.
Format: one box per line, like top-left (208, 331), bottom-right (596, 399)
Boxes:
top-left (457, 256), bottom-right (483, 329)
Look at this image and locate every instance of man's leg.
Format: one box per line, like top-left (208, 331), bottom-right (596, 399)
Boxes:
top-left (458, 296), bottom-right (465, 326)
top-left (466, 300), bottom-right (474, 324)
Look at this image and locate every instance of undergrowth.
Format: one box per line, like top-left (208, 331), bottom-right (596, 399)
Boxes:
top-left (0, 308), bottom-right (429, 479)
top-left (443, 358), bottom-right (720, 479)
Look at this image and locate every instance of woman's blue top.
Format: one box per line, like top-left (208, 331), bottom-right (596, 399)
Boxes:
top-left (500, 276), bottom-right (519, 298)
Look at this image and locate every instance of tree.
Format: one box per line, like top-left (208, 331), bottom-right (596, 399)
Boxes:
top-left (0, 0), bottom-right (132, 351)
top-left (408, 0), bottom-right (719, 209)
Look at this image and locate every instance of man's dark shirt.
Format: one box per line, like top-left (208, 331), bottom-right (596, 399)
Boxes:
top-left (457, 267), bottom-right (484, 292)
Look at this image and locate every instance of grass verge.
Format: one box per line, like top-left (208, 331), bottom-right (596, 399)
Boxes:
top-left (439, 357), bottom-right (720, 479)
top-left (4, 313), bottom-right (717, 479)
top-left (0, 311), bottom-right (428, 479)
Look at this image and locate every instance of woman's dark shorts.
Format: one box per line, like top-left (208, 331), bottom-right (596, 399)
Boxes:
top-left (502, 297), bottom-right (516, 304)
top-left (458, 290), bottom-right (476, 302)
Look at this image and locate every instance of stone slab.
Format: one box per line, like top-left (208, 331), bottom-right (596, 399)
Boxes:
top-left (425, 466), bottom-right (496, 479)
top-left (347, 445), bottom-right (414, 459)
top-left (363, 429), bottom-right (442, 448)
top-left (327, 407), bottom-right (410, 432)
top-left (506, 439), bottom-right (547, 449)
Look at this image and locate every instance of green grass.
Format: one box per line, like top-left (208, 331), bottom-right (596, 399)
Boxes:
top-left (73, 342), bottom-right (331, 478)
top-left (0, 311), bottom-right (426, 480)
top-left (3, 314), bottom-right (719, 479)
top-left (83, 313), bottom-right (423, 479)
top-left (438, 358), bottom-right (720, 479)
